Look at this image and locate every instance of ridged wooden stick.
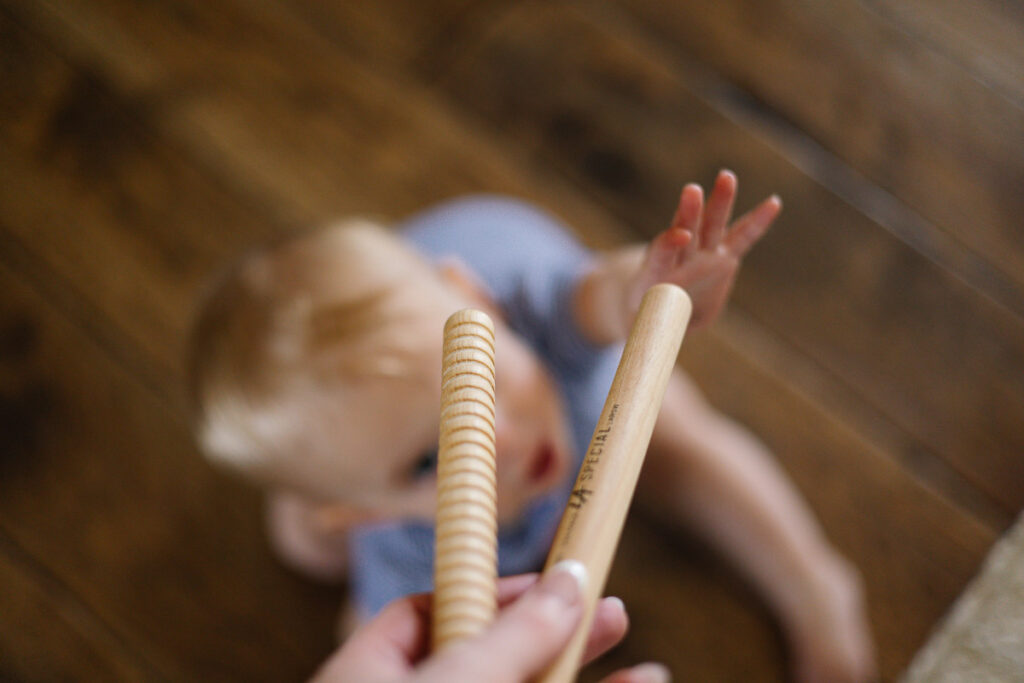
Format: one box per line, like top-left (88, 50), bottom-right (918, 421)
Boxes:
top-left (539, 284), bottom-right (692, 683)
top-left (432, 309), bottom-right (499, 652)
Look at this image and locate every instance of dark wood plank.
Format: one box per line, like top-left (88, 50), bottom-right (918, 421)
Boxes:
top-left (429, 3), bottom-right (1024, 519)
top-left (0, 257), bottom-right (340, 681)
top-left (0, 7), bottom-right (280, 391)
top-left (2, 0), bottom-right (621, 243)
top-left (867, 0), bottom-right (1024, 107)
top-left (0, 535), bottom-right (151, 681)
top-left (269, 0), bottom-right (509, 77)
top-left (585, 0), bottom-right (1024, 314)
top-left (0, 13), bottom-right (343, 679)
top-left (0, 0), bottom-right (1009, 680)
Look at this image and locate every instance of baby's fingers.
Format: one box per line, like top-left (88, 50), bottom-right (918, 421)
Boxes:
top-left (701, 170), bottom-right (737, 249)
top-left (645, 225), bottom-right (693, 281)
top-left (671, 184), bottom-right (704, 252)
top-left (725, 195), bottom-right (782, 256)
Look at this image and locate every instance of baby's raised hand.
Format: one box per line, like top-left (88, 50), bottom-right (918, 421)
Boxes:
top-left (631, 171), bottom-right (781, 329)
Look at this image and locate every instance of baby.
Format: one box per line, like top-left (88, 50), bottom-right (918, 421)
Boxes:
top-left (187, 172), bottom-right (875, 682)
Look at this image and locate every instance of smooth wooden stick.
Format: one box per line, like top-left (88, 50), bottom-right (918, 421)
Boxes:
top-left (432, 309), bottom-right (499, 652)
top-left (538, 283), bottom-right (692, 683)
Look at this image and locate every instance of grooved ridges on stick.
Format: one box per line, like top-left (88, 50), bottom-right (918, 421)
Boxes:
top-left (433, 309), bottom-right (498, 652)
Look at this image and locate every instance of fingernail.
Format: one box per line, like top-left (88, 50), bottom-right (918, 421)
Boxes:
top-left (632, 662), bottom-right (671, 683)
top-left (542, 560), bottom-right (588, 605)
top-left (604, 596), bottom-right (625, 614)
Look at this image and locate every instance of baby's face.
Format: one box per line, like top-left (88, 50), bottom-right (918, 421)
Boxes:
top-left (308, 267), bottom-right (574, 525)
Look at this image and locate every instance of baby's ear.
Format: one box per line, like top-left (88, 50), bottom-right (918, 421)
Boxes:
top-left (436, 257), bottom-right (500, 316)
top-left (312, 502), bottom-right (386, 532)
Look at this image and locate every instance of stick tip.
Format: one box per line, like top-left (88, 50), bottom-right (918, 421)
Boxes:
top-left (444, 308), bottom-right (495, 336)
top-left (641, 283), bottom-right (692, 323)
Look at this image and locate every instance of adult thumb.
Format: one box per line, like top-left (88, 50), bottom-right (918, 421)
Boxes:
top-left (419, 560), bottom-right (588, 683)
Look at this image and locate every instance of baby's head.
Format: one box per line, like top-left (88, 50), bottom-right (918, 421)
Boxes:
top-left (188, 221), bottom-right (573, 525)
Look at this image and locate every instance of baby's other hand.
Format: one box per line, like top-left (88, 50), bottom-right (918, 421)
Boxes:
top-left (631, 170), bottom-right (781, 328)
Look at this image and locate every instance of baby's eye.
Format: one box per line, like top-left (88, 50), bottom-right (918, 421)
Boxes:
top-left (410, 448), bottom-right (438, 480)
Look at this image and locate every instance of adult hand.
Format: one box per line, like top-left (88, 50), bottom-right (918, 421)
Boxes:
top-left (310, 562), bottom-right (670, 683)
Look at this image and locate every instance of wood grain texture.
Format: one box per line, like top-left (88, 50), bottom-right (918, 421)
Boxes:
top-left (1, 0), bottom-right (621, 243)
top-left (0, 535), bottom-right (150, 681)
top-left (0, 9), bottom-right (277, 390)
top-left (0, 16), bottom-right (344, 677)
top-left (270, 0), bottom-right (509, 77)
top-left (867, 0), bottom-right (1024, 108)
top-left (586, 0), bottom-right (1024, 311)
top-left (0, 261), bottom-right (340, 680)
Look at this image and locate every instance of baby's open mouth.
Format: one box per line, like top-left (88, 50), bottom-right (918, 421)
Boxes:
top-left (528, 442), bottom-right (557, 484)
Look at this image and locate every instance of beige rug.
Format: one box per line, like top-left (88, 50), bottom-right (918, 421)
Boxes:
top-left (903, 511), bottom-right (1024, 682)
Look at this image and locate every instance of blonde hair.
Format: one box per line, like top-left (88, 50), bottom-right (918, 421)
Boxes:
top-left (186, 219), bottom-right (436, 479)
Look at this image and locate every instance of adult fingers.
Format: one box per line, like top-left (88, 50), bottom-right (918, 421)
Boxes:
top-left (311, 593), bottom-right (432, 682)
top-left (499, 578), bottom-right (628, 666)
top-left (581, 596), bottom-right (630, 664)
top-left (496, 573), bottom-right (541, 606)
top-left (347, 574), bottom-right (538, 667)
top-left (453, 582), bottom-right (627, 667)
top-left (357, 592), bottom-right (432, 664)
top-left (701, 170), bottom-right (737, 249)
top-left (725, 195), bottom-right (781, 256)
top-left (416, 561), bottom-right (587, 683)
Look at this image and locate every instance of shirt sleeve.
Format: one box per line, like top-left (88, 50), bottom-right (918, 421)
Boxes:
top-left (399, 195), bottom-right (606, 376)
top-left (347, 522), bottom-right (435, 619)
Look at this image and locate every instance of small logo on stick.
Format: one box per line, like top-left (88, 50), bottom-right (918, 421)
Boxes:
top-left (568, 487), bottom-right (594, 509)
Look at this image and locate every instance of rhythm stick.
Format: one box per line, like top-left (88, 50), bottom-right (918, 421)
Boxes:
top-left (539, 283), bottom-right (692, 683)
top-left (432, 309), bottom-right (499, 651)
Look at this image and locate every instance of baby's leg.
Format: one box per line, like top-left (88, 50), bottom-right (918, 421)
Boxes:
top-left (265, 491), bottom-right (349, 583)
top-left (642, 370), bottom-right (876, 683)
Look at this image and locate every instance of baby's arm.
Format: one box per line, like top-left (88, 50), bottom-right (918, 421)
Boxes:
top-left (572, 171), bottom-right (780, 345)
top-left (640, 372), bottom-right (876, 682)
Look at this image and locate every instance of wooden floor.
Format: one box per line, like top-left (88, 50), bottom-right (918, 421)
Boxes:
top-left (1, 1), bottom-right (1022, 680)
